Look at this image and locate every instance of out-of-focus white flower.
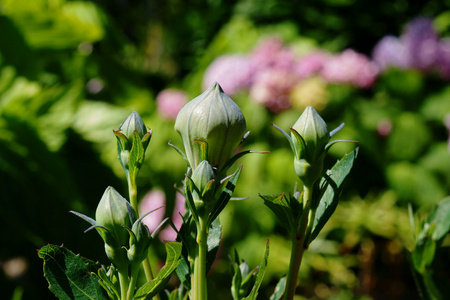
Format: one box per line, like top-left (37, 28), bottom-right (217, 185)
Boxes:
top-left (321, 49), bottom-right (379, 88)
top-left (249, 68), bottom-right (299, 112)
top-left (202, 55), bottom-right (252, 95)
top-left (156, 89), bottom-right (188, 120)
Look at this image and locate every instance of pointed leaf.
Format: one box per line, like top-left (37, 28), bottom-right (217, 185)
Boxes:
top-left (427, 197), bottom-right (450, 241)
top-left (38, 244), bottom-right (108, 300)
top-left (310, 148), bottom-right (358, 243)
top-left (243, 240), bottom-right (270, 300)
top-left (208, 165), bottom-right (242, 226)
top-left (206, 218), bottom-right (222, 274)
top-left (260, 194), bottom-right (295, 235)
top-left (128, 130), bottom-right (145, 181)
top-left (269, 277), bottom-right (286, 300)
top-left (69, 210), bottom-right (96, 226)
top-left (134, 242), bottom-right (182, 299)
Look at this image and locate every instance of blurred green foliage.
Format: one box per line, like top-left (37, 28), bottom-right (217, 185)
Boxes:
top-left (1, 0), bottom-right (450, 299)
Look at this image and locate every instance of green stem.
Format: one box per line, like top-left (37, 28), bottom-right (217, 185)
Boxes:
top-left (284, 185), bottom-right (313, 300)
top-left (191, 217), bottom-right (208, 300)
top-left (118, 268), bottom-right (129, 300)
top-left (127, 267), bottom-right (139, 300)
top-left (127, 175), bottom-right (160, 300)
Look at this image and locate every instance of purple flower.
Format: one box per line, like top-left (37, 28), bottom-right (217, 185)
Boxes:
top-left (202, 55), bottom-right (252, 95)
top-left (437, 39), bottom-right (450, 80)
top-left (249, 68), bottom-right (299, 112)
top-left (156, 89), bottom-right (188, 120)
top-left (401, 17), bottom-right (440, 71)
top-left (321, 49), bottom-right (379, 88)
top-left (372, 35), bottom-right (409, 71)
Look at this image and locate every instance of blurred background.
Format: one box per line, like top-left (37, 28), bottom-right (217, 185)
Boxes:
top-left (1, 0), bottom-right (450, 299)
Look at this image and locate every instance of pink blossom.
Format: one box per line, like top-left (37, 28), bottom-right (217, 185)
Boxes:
top-left (139, 189), bottom-right (186, 241)
top-left (249, 68), bottom-right (299, 112)
top-left (321, 49), bottom-right (379, 88)
top-left (156, 89), bottom-right (188, 120)
top-left (202, 55), bottom-right (252, 95)
top-left (248, 37), bottom-right (297, 80)
top-left (437, 39), bottom-right (450, 80)
top-left (294, 51), bottom-right (329, 78)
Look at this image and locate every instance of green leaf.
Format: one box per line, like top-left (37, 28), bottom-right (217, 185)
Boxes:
top-left (427, 197), bottom-right (450, 241)
top-left (128, 130), bottom-right (145, 181)
top-left (207, 165), bottom-right (242, 226)
top-left (310, 148), bottom-right (358, 243)
top-left (269, 277), bottom-right (286, 300)
top-left (412, 237), bottom-right (436, 274)
top-left (38, 244), bottom-right (108, 300)
top-left (260, 193), bottom-right (296, 235)
top-left (243, 240), bottom-right (270, 300)
top-left (206, 218), bottom-right (222, 274)
top-left (134, 242), bottom-right (182, 299)
top-left (231, 249), bottom-right (243, 300)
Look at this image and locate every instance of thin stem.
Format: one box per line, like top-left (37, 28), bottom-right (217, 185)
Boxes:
top-left (118, 268), bottom-right (129, 300)
top-left (127, 267), bottom-right (139, 300)
top-left (126, 175), bottom-right (160, 300)
top-left (284, 185), bottom-right (313, 300)
top-left (191, 217), bottom-right (208, 300)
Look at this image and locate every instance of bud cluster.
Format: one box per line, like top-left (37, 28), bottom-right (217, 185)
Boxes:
top-left (70, 186), bottom-right (165, 270)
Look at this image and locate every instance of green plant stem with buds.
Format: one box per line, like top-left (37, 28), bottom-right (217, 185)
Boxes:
top-left (126, 174), bottom-right (160, 300)
top-left (192, 217), bottom-right (208, 300)
top-left (284, 185), bottom-right (314, 300)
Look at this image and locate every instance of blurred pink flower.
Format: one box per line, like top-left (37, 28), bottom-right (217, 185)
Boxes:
top-left (202, 55), bottom-right (252, 95)
top-left (249, 68), bottom-right (299, 112)
top-left (372, 36), bottom-right (409, 70)
top-left (321, 49), bottom-right (379, 88)
top-left (139, 189), bottom-right (186, 241)
top-left (294, 51), bottom-right (329, 78)
top-left (248, 36), bottom-right (297, 80)
top-left (437, 39), bottom-right (450, 80)
top-left (156, 89), bottom-right (188, 120)
top-left (401, 18), bottom-right (440, 71)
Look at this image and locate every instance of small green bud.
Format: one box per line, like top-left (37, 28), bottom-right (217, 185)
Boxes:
top-left (126, 219), bottom-right (152, 265)
top-left (291, 106), bottom-right (329, 162)
top-left (290, 106), bottom-right (330, 186)
top-left (175, 82), bottom-right (247, 171)
top-left (96, 186), bottom-right (134, 247)
top-left (114, 111), bottom-right (152, 174)
top-left (120, 111), bottom-right (147, 140)
top-left (190, 160), bottom-right (215, 202)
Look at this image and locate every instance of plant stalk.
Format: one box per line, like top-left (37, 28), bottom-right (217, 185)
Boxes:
top-left (118, 268), bottom-right (129, 300)
top-left (284, 185), bottom-right (313, 300)
top-left (127, 268), bottom-right (139, 300)
top-left (127, 175), bottom-right (160, 300)
top-left (191, 217), bottom-right (208, 300)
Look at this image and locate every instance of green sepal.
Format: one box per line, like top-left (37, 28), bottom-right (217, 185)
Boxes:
top-left (128, 130), bottom-right (145, 181)
top-left (133, 242), bottom-right (183, 300)
top-left (310, 148), bottom-right (358, 243)
top-left (113, 130), bottom-right (131, 152)
top-left (169, 141), bottom-right (190, 168)
top-left (185, 174), bottom-right (201, 221)
top-left (220, 150), bottom-right (269, 176)
top-left (242, 240), bottom-right (270, 300)
top-left (141, 129), bottom-right (152, 151)
top-left (194, 139), bottom-right (209, 162)
top-left (207, 165), bottom-right (242, 226)
top-left (271, 123), bottom-right (295, 155)
top-left (289, 127), bottom-right (307, 160)
top-left (98, 266), bottom-right (120, 300)
top-left (70, 210), bottom-right (96, 227)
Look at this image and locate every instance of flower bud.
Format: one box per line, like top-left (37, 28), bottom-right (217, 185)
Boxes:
top-left (291, 106), bottom-right (330, 185)
top-left (190, 160), bottom-right (216, 206)
top-left (119, 111), bottom-right (147, 140)
top-left (96, 186), bottom-right (134, 247)
top-left (126, 219), bottom-right (152, 265)
top-left (175, 82), bottom-right (247, 171)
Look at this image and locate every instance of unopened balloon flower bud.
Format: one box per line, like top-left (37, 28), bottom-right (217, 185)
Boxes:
top-left (190, 160), bottom-right (216, 209)
top-left (175, 82), bottom-right (247, 171)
